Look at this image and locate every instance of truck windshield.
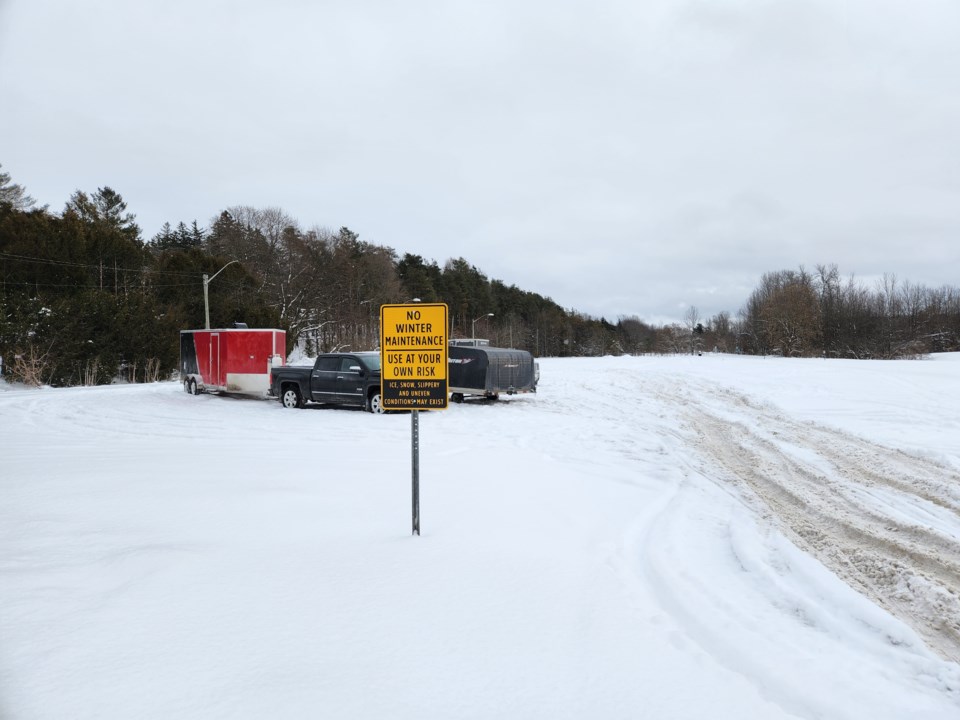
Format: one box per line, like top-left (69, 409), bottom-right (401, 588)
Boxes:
top-left (359, 354), bottom-right (381, 372)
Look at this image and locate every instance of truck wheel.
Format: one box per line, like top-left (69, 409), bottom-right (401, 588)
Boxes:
top-left (368, 391), bottom-right (385, 414)
top-left (281, 386), bottom-right (303, 409)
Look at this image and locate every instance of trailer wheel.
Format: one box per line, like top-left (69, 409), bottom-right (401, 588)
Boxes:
top-left (281, 386), bottom-right (304, 409)
top-left (188, 378), bottom-right (200, 395)
top-left (183, 378), bottom-right (191, 393)
top-left (451, 393), bottom-right (464, 404)
top-left (368, 390), bottom-right (385, 414)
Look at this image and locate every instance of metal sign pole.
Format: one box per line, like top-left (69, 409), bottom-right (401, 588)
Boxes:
top-left (411, 409), bottom-right (420, 536)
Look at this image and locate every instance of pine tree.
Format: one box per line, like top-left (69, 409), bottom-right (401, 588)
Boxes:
top-left (188, 220), bottom-right (206, 248)
top-left (65, 187), bottom-right (140, 241)
top-left (0, 163), bottom-right (38, 210)
top-left (151, 222), bottom-right (176, 249)
top-left (175, 221), bottom-right (191, 248)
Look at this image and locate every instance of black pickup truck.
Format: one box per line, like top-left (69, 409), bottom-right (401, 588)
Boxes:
top-left (269, 352), bottom-right (384, 413)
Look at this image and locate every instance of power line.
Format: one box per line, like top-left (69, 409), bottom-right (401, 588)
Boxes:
top-left (0, 250), bottom-right (233, 278)
top-left (0, 280), bottom-right (205, 289)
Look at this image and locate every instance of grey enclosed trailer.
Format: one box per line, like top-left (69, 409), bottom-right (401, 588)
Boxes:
top-left (448, 344), bottom-right (539, 402)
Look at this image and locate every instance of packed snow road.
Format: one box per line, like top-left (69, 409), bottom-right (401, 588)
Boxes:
top-left (2, 354), bottom-right (959, 719)
top-left (669, 379), bottom-right (960, 661)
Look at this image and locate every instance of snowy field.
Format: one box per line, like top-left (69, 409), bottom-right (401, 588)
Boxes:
top-left (2, 353), bottom-right (960, 719)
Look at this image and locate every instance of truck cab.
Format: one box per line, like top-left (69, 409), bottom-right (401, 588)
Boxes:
top-left (269, 351), bottom-right (384, 412)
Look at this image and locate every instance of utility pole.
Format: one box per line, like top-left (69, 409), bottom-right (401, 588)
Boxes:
top-left (203, 260), bottom-right (239, 329)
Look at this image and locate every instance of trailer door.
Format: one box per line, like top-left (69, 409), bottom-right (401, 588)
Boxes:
top-left (210, 333), bottom-right (220, 387)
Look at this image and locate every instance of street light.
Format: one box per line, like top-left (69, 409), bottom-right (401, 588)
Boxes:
top-left (472, 312), bottom-right (494, 340)
top-left (203, 260), bottom-right (239, 329)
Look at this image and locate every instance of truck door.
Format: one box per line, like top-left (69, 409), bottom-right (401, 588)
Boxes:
top-left (333, 356), bottom-right (365, 405)
top-left (310, 356), bottom-right (341, 402)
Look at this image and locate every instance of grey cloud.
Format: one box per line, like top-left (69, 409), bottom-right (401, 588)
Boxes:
top-left (1, 0), bottom-right (957, 324)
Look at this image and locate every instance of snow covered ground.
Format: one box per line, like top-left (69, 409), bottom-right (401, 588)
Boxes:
top-left (2, 353), bottom-right (959, 719)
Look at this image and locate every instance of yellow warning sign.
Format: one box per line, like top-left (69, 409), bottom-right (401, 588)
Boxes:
top-left (380, 303), bottom-right (448, 410)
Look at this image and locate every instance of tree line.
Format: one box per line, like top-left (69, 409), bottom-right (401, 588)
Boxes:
top-left (615, 266), bottom-right (960, 359)
top-left (0, 182), bottom-right (272, 386)
top-left (2, 164), bottom-right (958, 386)
top-left (736, 265), bottom-right (960, 358)
top-left (0, 167), bottom-right (636, 386)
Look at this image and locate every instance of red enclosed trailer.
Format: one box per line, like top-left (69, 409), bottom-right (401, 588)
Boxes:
top-left (180, 328), bottom-right (286, 395)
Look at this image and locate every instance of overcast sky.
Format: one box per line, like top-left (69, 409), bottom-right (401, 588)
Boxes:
top-left (2, 0), bottom-right (958, 324)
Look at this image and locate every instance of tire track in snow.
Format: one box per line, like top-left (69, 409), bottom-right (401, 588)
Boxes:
top-left (661, 380), bottom-right (960, 662)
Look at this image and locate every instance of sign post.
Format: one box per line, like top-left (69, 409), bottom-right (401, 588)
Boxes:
top-left (380, 303), bottom-right (449, 535)
top-left (411, 410), bottom-right (420, 535)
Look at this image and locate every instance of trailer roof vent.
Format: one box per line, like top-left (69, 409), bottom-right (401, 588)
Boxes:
top-left (233, 322), bottom-right (249, 329)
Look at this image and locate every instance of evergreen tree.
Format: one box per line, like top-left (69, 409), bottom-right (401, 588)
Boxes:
top-left (0, 162), bottom-right (37, 210)
top-left (150, 219), bottom-right (206, 250)
top-left (151, 222), bottom-right (176, 249)
top-left (64, 186), bottom-right (141, 242)
top-left (189, 220), bottom-right (206, 248)
top-left (397, 253), bottom-right (442, 302)
top-left (175, 221), bottom-right (191, 248)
